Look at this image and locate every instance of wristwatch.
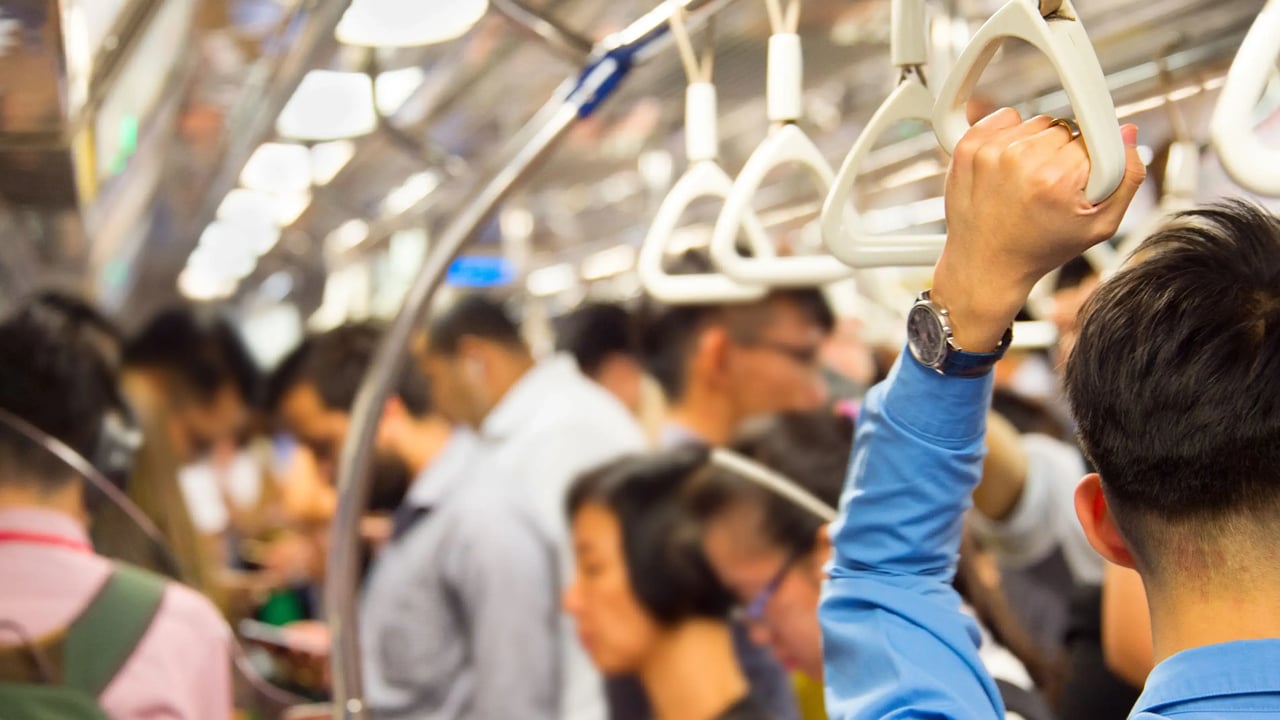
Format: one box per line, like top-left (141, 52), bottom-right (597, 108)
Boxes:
top-left (907, 290), bottom-right (1013, 378)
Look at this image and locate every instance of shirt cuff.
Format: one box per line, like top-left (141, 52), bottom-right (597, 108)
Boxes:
top-left (882, 346), bottom-right (994, 445)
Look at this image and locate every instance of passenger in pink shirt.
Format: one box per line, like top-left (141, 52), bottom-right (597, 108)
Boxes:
top-left (0, 301), bottom-right (232, 719)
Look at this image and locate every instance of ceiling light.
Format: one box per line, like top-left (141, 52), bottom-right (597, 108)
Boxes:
top-left (581, 245), bottom-right (637, 281)
top-left (199, 219), bottom-right (282, 258)
top-left (179, 266), bottom-right (239, 301)
top-left (336, 0), bottom-right (489, 48)
top-left (327, 219), bottom-right (370, 254)
top-left (375, 66), bottom-right (426, 116)
top-left (188, 241), bottom-right (257, 281)
top-left (277, 70), bottom-right (377, 141)
top-left (218, 187), bottom-right (310, 228)
top-left (241, 143), bottom-right (312, 193)
top-left (311, 140), bottom-right (357, 185)
top-left (382, 171), bottom-right (441, 216)
top-left (526, 263), bottom-right (576, 297)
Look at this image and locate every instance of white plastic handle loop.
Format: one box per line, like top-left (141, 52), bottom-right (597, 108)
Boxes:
top-left (767, 34), bottom-right (805, 124)
top-left (685, 82), bottom-right (720, 164)
top-left (638, 161), bottom-right (772, 304)
top-left (932, 0), bottom-right (1125, 204)
top-left (822, 76), bottom-right (947, 268)
top-left (1210, 0), bottom-right (1280, 196)
top-left (711, 125), bottom-right (854, 285)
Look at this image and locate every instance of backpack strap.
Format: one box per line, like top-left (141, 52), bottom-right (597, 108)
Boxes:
top-left (62, 563), bottom-right (166, 697)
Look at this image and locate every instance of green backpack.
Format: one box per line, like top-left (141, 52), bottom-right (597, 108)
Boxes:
top-left (0, 563), bottom-right (166, 718)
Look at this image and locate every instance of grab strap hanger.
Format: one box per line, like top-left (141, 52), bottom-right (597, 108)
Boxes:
top-left (1210, 0), bottom-right (1280, 196)
top-left (709, 0), bottom-right (854, 286)
top-left (932, 0), bottom-right (1126, 204)
top-left (639, 6), bottom-right (773, 304)
top-left (821, 0), bottom-right (947, 268)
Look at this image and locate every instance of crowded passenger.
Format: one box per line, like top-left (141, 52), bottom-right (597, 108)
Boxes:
top-left (0, 300), bottom-right (231, 719)
top-left (417, 295), bottom-right (647, 720)
top-left (267, 323), bottom-right (560, 719)
top-left (566, 448), bottom-right (771, 720)
top-left (819, 107), bottom-right (1280, 719)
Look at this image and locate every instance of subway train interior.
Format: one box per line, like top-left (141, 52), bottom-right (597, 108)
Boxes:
top-left (1, 0), bottom-right (1280, 719)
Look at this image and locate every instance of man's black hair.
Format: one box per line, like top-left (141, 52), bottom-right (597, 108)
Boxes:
top-left (638, 252), bottom-right (835, 401)
top-left (556, 303), bottom-right (639, 378)
top-left (426, 294), bottom-right (525, 356)
top-left (268, 323), bottom-right (431, 417)
top-left (1054, 255), bottom-right (1099, 294)
top-left (0, 302), bottom-right (116, 491)
top-left (687, 412), bottom-right (853, 556)
top-left (568, 446), bottom-right (735, 625)
top-left (1064, 200), bottom-right (1280, 572)
top-left (124, 307), bottom-right (261, 407)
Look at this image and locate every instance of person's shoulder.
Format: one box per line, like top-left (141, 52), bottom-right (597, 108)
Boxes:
top-left (152, 580), bottom-right (230, 646)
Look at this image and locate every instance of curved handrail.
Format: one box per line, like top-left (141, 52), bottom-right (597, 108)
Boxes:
top-left (1210, 0), bottom-right (1280, 196)
top-left (932, 0), bottom-right (1125, 204)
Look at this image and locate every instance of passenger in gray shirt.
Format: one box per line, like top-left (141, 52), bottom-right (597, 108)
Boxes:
top-left (270, 324), bottom-right (561, 720)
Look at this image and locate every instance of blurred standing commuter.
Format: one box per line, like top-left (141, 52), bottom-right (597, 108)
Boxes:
top-left (418, 295), bottom-right (647, 720)
top-left (269, 323), bottom-right (560, 719)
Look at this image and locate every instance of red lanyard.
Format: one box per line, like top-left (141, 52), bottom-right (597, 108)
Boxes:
top-left (0, 530), bottom-right (93, 553)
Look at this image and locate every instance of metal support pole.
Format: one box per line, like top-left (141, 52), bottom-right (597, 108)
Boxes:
top-left (490, 0), bottom-right (595, 64)
top-left (323, 2), bottom-right (740, 718)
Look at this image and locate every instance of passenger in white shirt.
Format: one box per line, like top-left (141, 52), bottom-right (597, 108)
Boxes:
top-left (417, 295), bottom-right (648, 720)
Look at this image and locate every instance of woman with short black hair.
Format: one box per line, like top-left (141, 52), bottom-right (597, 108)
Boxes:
top-left (565, 447), bottom-right (774, 720)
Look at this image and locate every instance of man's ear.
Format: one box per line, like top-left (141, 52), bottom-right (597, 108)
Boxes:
top-left (811, 525), bottom-right (834, 582)
top-left (699, 326), bottom-right (731, 378)
top-left (1075, 473), bottom-right (1138, 569)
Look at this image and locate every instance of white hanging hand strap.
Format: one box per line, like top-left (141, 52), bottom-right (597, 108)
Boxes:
top-left (822, 0), bottom-right (945, 269)
top-left (712, 0), bottom-right (853, 286)
top-left (932, 0), bottom-right (1125, 204)
top-left (1211, 0), bottom-right (1280, 196)
top-left (638, 4), bottom-right (772, 304)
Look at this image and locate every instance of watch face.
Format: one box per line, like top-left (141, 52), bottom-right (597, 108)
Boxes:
top-left (908, 304), bottom-right (946, 367)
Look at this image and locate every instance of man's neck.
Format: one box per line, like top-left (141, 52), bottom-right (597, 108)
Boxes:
top-left (474, 353), bottom-right (537, 427)
top-left (395, 417), bottom-right (454, 475)
top-left (666, 389), bottom-right (738, 447)
top-left (1150, 574), bottom-right (1280, 664)
top-left (639, 619), bottom-right (748, 720)
top-left (0, 482), bottom-right (86, 524)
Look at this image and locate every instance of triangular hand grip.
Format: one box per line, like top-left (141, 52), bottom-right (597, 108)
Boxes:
top-left (822, 77), bottom-right (947, 269)
top-left (639, 161), bottom-right (772, 304)
top-left (1211, 0), bottom-right (1280, 196)
top-left (711, 124), bottom-right (853, 286)
top-left (932, 0), bottom-right (1125, 204)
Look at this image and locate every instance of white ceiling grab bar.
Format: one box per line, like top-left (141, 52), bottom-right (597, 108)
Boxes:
top-left (821, 0), bottom-right (946, 269)
top-left (709, 0), bottom-right (854, 286)
top-left (932, 0), bottom-right (1126, 205)
top-left (638, 6), bottom-right (771, 304)
top-left (1210, 0), bottom-right (1280, 196)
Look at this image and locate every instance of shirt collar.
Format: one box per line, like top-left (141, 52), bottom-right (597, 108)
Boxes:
top-left (0, 507), bottom-right (93, 548)
top-left (404, 430), bottom-right (480, 509)
top-left (480, 354), bottom-right (583, 441)
top-left (1134, 640), bottom-right (1280, 712)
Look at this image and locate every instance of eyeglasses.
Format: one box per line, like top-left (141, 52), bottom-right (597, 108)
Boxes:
top-left (734, 338), bottom-right (822, 370)
top-left (740, 550), bottom-right (803, 624)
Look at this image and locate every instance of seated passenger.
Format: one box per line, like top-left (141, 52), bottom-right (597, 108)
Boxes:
top-left (0, 301), bottom-right (231, 719)
top-left (565, 449), bottom-right (772, 720)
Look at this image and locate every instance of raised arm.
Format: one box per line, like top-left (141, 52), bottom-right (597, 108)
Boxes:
top-left (820, 109), bottom-right (1145, 720)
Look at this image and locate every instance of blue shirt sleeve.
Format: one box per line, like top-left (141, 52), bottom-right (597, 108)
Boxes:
top-left (820, 349), bottom-right (1005, 720)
